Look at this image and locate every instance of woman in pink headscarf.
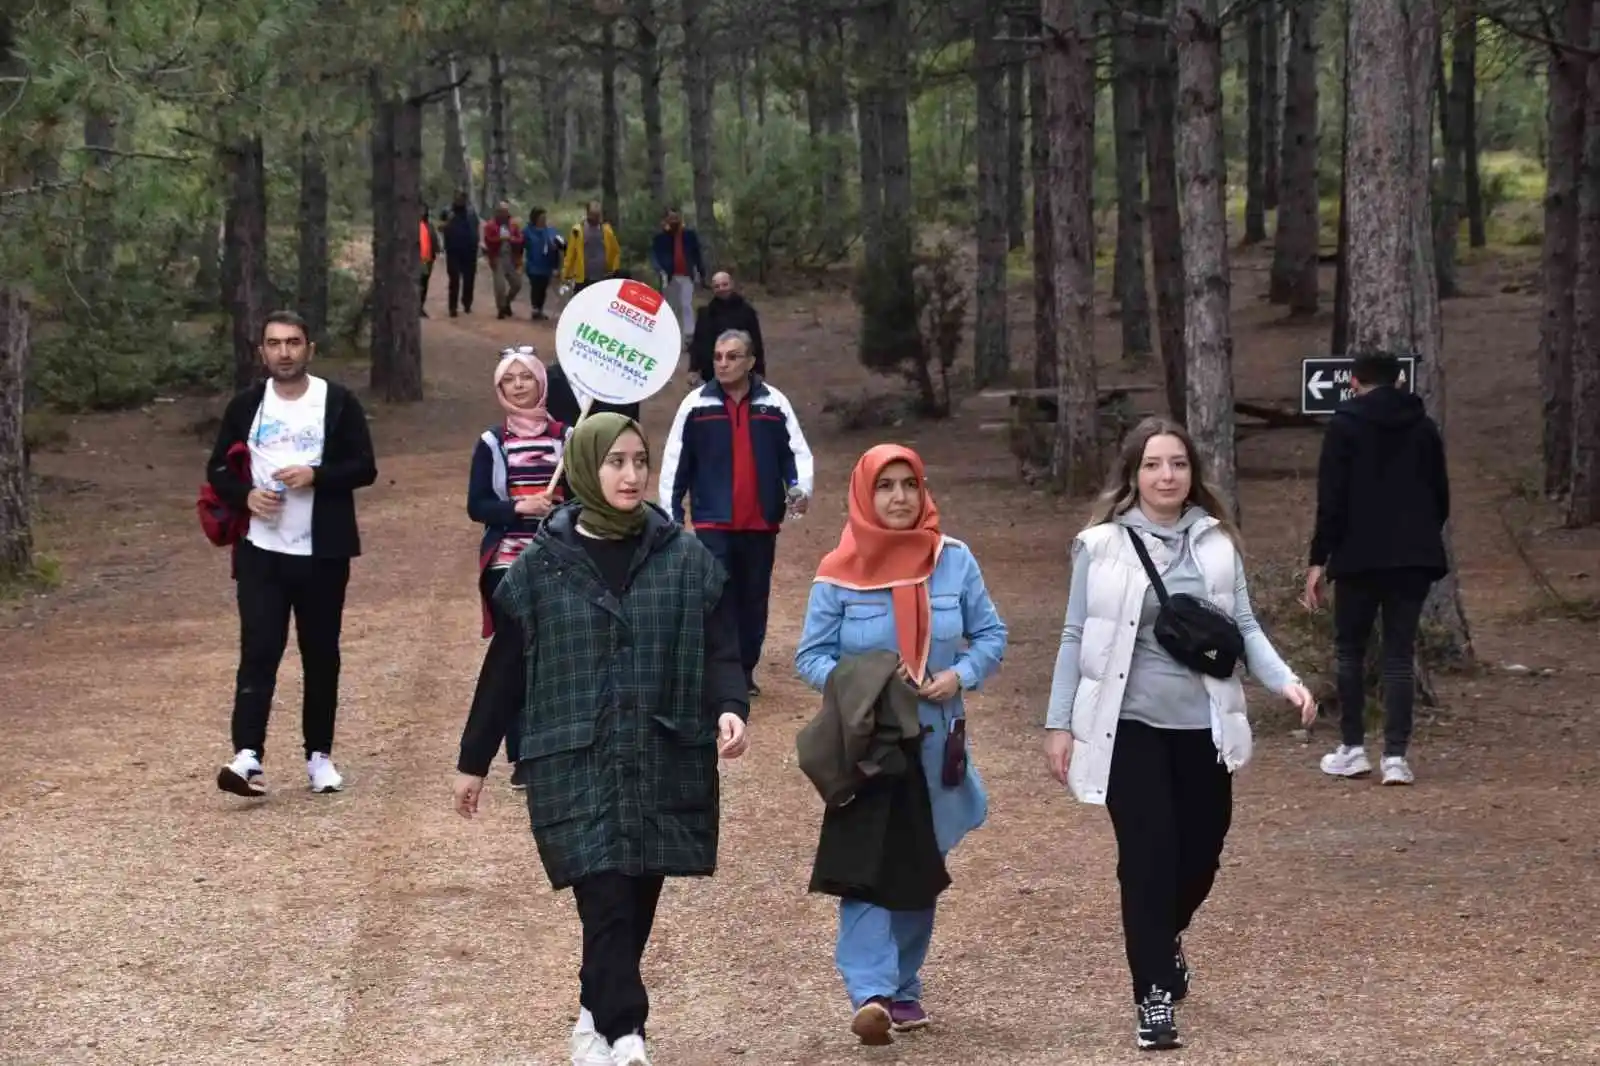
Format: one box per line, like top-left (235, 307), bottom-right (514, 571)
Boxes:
top-left (466, 344), bottom-right (572, 787)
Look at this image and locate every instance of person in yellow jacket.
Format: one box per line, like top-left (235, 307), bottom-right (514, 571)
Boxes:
top-left (562, 200), bottom-right (622, 293)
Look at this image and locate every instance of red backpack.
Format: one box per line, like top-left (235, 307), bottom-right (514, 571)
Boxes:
top-left (198, 441), bottom-right (252, 547)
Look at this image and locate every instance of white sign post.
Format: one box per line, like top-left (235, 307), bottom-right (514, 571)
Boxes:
top-left (542, 278), bottom-right (682, 493)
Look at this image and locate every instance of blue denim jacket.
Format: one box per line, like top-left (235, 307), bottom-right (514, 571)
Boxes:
top-left (795, 538), bottom-right (1008, 853)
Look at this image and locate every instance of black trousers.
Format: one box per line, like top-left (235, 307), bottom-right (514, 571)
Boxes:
top-left (446, 258), bottom-right (476, 313)
top-left (468, 567), bottom-right (525, 765)
top-left (231, 539), bottom-right (351, 760)
top-left (1105, 720), bottom-right (1233, 1001)
top-left (419, 266), bottom-right (432, 311)
top-left (1333, 570), bottom-right (1432, 757)
top-left (695, 530), bottom-right (777, 680)
top-left (528, 274), bottom-right (551, 313)
top-left (569, 872), bottom-right (666, 1044)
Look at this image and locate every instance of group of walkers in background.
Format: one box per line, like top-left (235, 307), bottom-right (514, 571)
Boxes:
top-left (204, 286), bottom-right (1449, 1064)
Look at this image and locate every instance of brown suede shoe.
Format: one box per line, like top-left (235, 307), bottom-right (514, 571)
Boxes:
top-left (851, 998), bottom-right (893, 1046)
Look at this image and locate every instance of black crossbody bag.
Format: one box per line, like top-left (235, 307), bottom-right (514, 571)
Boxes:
top-left (1125, 527), bottom-right (1244, 680)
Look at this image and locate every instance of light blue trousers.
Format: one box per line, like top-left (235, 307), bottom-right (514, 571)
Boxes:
top-left (835, 899), bottom-right (937, 1009)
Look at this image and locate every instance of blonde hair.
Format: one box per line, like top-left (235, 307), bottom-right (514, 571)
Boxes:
top-left (1083, 417), bottom-right (1242, 548)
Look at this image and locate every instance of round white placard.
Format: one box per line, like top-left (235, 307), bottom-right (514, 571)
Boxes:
top-left (554, 278), bottom-right (681, 406)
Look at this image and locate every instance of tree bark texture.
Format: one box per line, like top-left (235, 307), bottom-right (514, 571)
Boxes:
top-left (1262, 0), bottom-right (1281, 211)
top-left (1030, 43), bottom-right (1058, 390)
top-left (381, 93), bottom-right (425, 402)
top-left (1541, 0), bottom-right (1592, 499)
top-left (633, 0), bottom-right (666, 211)
top-left (0, 287), bottom-right (30, 581)
top-left (1112, 23), bottom-right (1153, 364)
top-left (223, 135), bottom-right (268, 392)
top-left (1007, 22), bottom-right (1028, 251)
top-left (1244, 5), bottom-right (1268, 243)
top-left (1346, 0), bottom-right (1472, 657)
top-left (487, 51), bottom-right (509, 206)
top-left (682, 0), bottom-right (717, 271)
top-left (1457, 8), bottom-right (1484, 248)
top-left (1568, 10), bottom-right (1600, 526)
top-left (369, 83), bottom-right (395, 393)
top-left (83, 109), bottom-right (118, 283)
top-left (822, 18), bottom-right (849, 219)
top-left (1175, 0), bottom-right (1238, 515)
top-left (601, 21), bottom-right (621, 223)
top-left (1269, 0), bottom-right (1318, 312)
top-left (1042, 0), bottom-right (1099, 494)
top-left (444, 56), bottom-right (474, 208)
top-left (1143, 0), bottom-right (1186, 423)
top-left (297, 131), bottom-right (329, 346)
top-left (973, 0), bottom-right (1010, 388)
top-left (1433, 7), bottom-right (1471, 300)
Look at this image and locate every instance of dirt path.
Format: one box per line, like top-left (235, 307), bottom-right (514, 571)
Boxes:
top-left (2, 260), bottom-right (1597, 1065)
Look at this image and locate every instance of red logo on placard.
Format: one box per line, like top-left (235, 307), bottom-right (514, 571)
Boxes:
top-left (617, 280), bottom-right (663, 315)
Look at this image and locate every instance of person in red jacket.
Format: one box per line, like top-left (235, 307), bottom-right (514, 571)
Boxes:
top-left (482, 200), bottom-right (525, 319)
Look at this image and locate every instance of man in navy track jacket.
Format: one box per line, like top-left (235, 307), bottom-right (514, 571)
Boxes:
top-left (659, 328), bottom-right (814, 697)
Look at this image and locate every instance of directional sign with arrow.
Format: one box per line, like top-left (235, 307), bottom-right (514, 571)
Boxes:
top-left (1301, 356), bottom-right (1416, 415)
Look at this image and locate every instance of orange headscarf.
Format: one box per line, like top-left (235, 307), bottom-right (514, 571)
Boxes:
top-left (815, 444), bottom-right (944, 680)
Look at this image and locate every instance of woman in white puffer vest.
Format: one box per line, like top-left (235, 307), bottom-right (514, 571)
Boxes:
top-left (1044, 418), bottom-right (1316, 1053)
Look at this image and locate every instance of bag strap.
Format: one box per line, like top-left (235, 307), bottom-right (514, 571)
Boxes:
top-left (1124, 526), bottom-right (1172, 608)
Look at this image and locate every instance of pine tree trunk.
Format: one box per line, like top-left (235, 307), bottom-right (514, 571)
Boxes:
top-left (83, 110), bottom-right (117, 289)
top-left (1331, 0), bottom-right (1352, 354)
top-left (1143, 0), bottom-right (1186, 423)
top-left (223, 135), bottom-right (269, 392)
top-left (1568, 13), bottom-right (1600, 526)
top-left (487, 52), bottom-right (509, 206)
top-left (1007, 14), bottom-right (1028, 252)
top-left (633, 0), bottom-right (666, 211)
top-left (297, 131), bottom-right (329, 346)
top-left (683, 0), bottom-right (717, 271)
top-left (1042, 0), bottom-right (1098, 493)
top-left (1262, 0), bottom-right (1281, 211)
top-left (973, 0), bottom-right (1010, 388)
top-left (1030, 43), bottom-right (1057, 390)
top-left (1176, 0), bottom-right (1238, 514)
top-left (383, 91), bottom-right (424, 402)
top-left (822, 18), bottom-right (849, 219)
top-left (1434, 9), bottom-right (1471, 300)
top-left (1459, 7), bottom-right (1485, 248)
top-left (857, 11), bottom-right (886, 272)
top-left (1269, 0), bottom-right (1319, 313)
top-left (1112, 24), bottom-right (1152, 365)
top-left (0, 287), bottom-right (30, 582)
top-left (1244, 5), bottom-right (1268, 244)
top-left (601, 22), bottom-right (621, 223)
top-left (444, 56), bottom-right (474, 208)
top-left (1346, 0), bottom-right (1472, 659)
top-left (369, 81), bottom-right (396, 392)
top-left (1541, 0), bottom-right (1591, 499)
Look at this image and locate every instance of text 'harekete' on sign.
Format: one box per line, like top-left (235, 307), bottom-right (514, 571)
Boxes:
top-left (555, 278), bottom-right (682, 406)
top-left (1300, 355), bottom-right (1415, 415)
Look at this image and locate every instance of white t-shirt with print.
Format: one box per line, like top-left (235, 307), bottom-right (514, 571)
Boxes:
top-left (246, 375), bottom-right (328, 556)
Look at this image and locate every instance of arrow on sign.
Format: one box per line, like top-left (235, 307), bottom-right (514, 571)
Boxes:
top-left (1306, 370), bottom-right (1332, 401)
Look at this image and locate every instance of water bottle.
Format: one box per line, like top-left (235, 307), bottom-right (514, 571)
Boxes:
top-left (785, 484), bottom-right (806, 522)
top-left (262, 478), bottom-right (286, 527)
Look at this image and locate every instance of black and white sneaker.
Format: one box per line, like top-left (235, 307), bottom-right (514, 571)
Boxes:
top-left (1172, 937), bottom-right (1191, 1002)
top-left (217, 749), bottom-right (265, 796)
top-left (1136, 986), bottom-right (1181, 1051)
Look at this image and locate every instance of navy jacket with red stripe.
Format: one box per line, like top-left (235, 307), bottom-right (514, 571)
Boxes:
top-left (659, 376), bottom-right (814, 532)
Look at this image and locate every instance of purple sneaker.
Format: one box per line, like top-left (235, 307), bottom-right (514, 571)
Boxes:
top-left (889, 1000), bottom-right (930, 1031)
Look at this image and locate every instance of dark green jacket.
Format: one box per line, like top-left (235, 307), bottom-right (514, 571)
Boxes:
top-left (493, 502), bottom-right (747, 889)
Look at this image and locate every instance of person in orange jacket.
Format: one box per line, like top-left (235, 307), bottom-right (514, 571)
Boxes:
top-left (419, 206), bottom-right (441, 318)
top-left (482, 201), bottom-right (526, 319)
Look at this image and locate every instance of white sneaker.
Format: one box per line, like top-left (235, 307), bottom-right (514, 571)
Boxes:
top-left (1320, 745), bottom-right (1372, 778)
top-left (570, 1008), bottom-right (611, 1066)
top-left (1381, 755), bottom-right (1415, 785)
top-left (610, 1033), bottom-right (650, 1066)
top-left (216, 749), bottom-right (265, 796)
top-left (307, 752), bottom-right (343, 793)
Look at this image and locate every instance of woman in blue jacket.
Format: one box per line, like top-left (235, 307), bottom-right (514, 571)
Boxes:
top-left (795, 443), bottom-right (1008, 1045)
top-left (466, 346), bottom-right (569, 785)
top-left (522, 209), bottom-right (562, 320)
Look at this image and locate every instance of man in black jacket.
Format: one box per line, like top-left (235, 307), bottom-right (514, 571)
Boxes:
top-left (688, 271), bottom-right (765, 383)
top-left (206, 310), bottom-right (378, 797)
top-left (1304, 352), bottom-right (1449, 787)
top-left (442, 191), bottom-right (479, 316)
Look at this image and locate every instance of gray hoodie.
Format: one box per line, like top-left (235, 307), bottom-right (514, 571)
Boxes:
top-left (1045, 506), bottom-right (1296, 732)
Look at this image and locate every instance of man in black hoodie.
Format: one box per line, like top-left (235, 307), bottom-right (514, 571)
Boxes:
top-left (688, 271), bottom-right (765, 383)
top-left (1305, 352), bottom-right (1449, 786)
top-left (442, 192), bottom-right (479, 317)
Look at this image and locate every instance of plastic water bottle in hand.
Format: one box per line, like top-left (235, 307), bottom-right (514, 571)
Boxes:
top-left (263, 478), bottom-right (286, 527)
top-left (785, 484), bottom-right (806, 521)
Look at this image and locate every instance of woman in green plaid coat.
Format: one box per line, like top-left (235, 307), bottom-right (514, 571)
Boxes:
top-left (454, 411), bottom-right (750, 1066)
